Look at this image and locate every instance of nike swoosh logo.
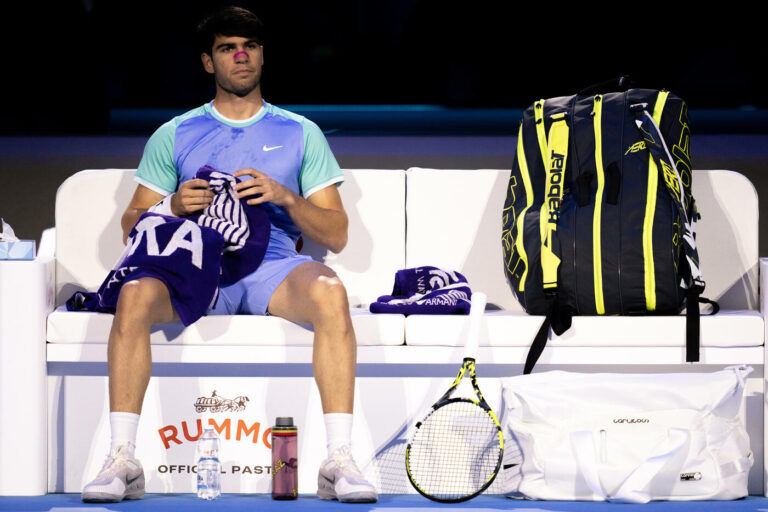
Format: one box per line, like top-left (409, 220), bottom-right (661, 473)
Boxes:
top-left (262, 145), bottom-right (283, 152)
top-left (126, 474), bottom-right (142, 486)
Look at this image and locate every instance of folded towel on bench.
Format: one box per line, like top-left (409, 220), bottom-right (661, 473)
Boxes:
top-left (370, 266), bottom-right (472, 315)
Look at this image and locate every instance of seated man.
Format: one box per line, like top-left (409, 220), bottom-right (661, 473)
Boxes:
top-left (82, 6), bottom-right (377, 503)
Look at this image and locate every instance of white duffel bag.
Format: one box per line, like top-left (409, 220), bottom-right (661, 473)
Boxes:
top-left (501, 366), bottom-right (753, 503)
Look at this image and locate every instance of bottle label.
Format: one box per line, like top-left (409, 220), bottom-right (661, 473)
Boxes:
top-left (273, 457), bottom-right (286, 479)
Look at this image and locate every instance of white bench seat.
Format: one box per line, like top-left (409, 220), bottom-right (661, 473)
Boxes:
top-left (405, 310), bottom-right (764, 348)
top-left (46, 307), bottom-right (405, 346)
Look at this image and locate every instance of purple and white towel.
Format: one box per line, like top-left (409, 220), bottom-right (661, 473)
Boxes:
top-left (370, 266), bottom-right (472, 315)
top-left (195, 167), bottom-right (251, 251)
top-left (66, 167), bottom-right (271, 325)
top-left (66, 213), bottom-right (225, 326)
top-left (190, 166), bottom-right (270, 285)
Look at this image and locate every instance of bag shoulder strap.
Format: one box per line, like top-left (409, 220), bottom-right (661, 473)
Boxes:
top-left (525, 109), bottom-right (571, 375)
top-left (630, 100), bottom-right (708, 362)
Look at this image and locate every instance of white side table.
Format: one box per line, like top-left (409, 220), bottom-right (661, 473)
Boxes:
top-left (0, 256), bottom-right (54, 495)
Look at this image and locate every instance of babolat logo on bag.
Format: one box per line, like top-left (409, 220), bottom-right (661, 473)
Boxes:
top-left (547, 152), bottom-right (565, 222)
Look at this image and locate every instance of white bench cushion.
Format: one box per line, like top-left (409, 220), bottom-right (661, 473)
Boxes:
top-left (405, 309), bottom-right (763, 347)
top-left (405, 168), bottom-right (519, 311)
top-left (55, 168), bottom-right (406, 307)
top-left (47, 307), bottom-right (404, 346)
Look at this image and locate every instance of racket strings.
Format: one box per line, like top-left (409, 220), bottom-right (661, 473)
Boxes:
top-left (408, 400), bottom-right (501, 501)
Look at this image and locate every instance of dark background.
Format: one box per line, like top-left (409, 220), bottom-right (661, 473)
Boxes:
top-left (0, 1), bottom-right (765, 134)
top-left (1, 1), bottom-right (766, 252)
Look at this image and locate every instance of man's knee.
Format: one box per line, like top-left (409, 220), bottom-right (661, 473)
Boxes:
top-left (114, 278), bottom-right (172, 328)
top-left (308, 275), bottom-right (350, 322)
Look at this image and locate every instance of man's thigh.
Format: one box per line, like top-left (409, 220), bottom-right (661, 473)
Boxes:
top-left (267, 261), bottom-right (346, 325)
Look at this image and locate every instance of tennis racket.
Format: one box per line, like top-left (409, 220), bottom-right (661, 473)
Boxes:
top-left (405, 292), bottom-right (503, 502)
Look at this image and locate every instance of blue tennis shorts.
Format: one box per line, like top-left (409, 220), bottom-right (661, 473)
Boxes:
top-left (208, 245), bottom-right (313, 316)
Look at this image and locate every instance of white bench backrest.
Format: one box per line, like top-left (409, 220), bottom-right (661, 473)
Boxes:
top-left (405, 168), bottom-right (759, 312)
top-left (54, 169), bottom-right (406, 307)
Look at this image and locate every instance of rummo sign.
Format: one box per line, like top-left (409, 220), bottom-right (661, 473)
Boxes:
top-left (154, 388), bottom-right (276, 491)
top-left (158, 391), bottom-right (269, 450)
top-left (158, 418), bottom-right (272, 449)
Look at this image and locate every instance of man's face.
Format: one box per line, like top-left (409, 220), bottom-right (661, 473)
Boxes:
top-left (202, 35), bottom-right (264, 97)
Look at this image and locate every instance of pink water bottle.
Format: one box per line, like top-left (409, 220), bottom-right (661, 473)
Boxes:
top-left (271, 417), bottom-right (298, 499)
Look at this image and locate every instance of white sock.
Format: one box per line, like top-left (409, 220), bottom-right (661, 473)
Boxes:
top-left (110, 412), bottom-right (140, 456)
top-left (324, 413), bottom-right (353, 454)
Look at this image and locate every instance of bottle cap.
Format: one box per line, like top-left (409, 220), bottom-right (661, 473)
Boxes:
top-left (275, 417), bottom-right (294, 427)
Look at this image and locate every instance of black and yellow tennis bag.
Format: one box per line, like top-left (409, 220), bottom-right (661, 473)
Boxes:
top-left (501, 83), bottom-right (717, 374)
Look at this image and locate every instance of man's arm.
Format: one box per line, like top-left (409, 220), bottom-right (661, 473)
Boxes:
top-left (121, 181), bottom-right (214, 244)
top-left (122, 185), bottom-right (165, 244)
top-left (233, 168), bottom-right (348, 253)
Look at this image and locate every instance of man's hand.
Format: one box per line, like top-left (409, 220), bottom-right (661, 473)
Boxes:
top-left (233, 167), bottom-right (348, 253)
top-left (233, 168), bottom-right (297, 207)
top-left (170, 179), bottom-right (214, 216)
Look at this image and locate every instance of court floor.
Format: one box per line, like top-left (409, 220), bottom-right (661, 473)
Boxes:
top-left (1, 494), bottom-right (768, 511)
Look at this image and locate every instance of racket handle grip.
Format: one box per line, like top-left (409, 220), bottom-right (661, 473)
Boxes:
top-left (465, 292), bottom-right (486, 359)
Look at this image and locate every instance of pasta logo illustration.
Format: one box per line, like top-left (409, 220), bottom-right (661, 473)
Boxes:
top-left (194, 390), bottom-right (250, 413)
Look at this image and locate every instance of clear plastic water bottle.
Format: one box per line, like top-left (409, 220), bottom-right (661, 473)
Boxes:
top-left (271, 417), bottom-right (298, 499)
top-left (196, 428), bottom-right (221, 500)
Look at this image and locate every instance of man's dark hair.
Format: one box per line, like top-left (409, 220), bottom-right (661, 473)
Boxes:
top-left (197, 6), bottom-right (264, 55)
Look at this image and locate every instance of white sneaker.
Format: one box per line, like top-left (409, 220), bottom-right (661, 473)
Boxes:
top-left (81, 444), bottom-right (145, 503)
top-left (317, 445), bottom-right (378, 503)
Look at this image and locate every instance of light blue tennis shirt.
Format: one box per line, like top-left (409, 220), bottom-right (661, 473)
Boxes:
top-left (134, 101), bottom-right (344, 256)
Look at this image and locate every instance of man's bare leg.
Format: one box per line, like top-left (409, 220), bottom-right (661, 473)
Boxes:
top-left (108, 277), bottom-right (179, 413)
top-left (83, 277), bottom-right (178, 503)
top-left (268, 261), bottom-right (376, 502)
top-left (267, 261), bottom-right (355, 413)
